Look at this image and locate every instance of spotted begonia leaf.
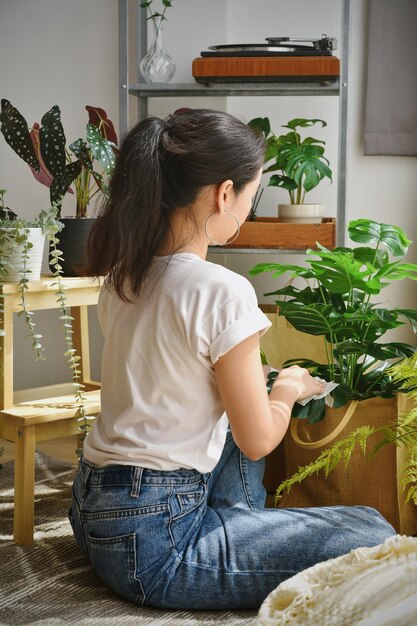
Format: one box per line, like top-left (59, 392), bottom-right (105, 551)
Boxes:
top-left (39, 105), bottom-right (66, 179)
top-left (0, 99), bottom-right (39, 171)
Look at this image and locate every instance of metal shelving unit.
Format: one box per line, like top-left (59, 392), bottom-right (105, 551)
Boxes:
top-left (118, 0), bottom-right (351, 247)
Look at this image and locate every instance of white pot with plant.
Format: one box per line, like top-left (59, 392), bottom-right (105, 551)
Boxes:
top-left (0, 199), bottom-right (45, 283)
top-left (248, 117), bottom-right (332, 224)
top-left (0, 190), bottom-right (64, 360)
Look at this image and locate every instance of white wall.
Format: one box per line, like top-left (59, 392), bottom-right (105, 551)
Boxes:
top-left (1, 0), bottom-right (416, 389)
top-left (0, 0), bottom-right (118, 388)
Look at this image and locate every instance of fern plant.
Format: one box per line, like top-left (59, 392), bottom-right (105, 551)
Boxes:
top-left (274, 426), bottom-right (375, 504)
top-left (275, 364), bottom-right (417, 507)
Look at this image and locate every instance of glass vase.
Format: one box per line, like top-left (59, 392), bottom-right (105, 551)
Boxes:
top-left (139, 22), bottom-right (176, 84)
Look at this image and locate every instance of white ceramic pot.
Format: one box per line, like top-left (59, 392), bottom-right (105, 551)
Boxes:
top-left (1, 227), bottom-right (45, 283)
top-left (278, 204), bottom-right (324, 224)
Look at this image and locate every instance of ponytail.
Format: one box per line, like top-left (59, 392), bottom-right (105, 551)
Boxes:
top-left (87, 109), bottom-right (265, 301)
top-left (87, 117), bottom-right (169, 301)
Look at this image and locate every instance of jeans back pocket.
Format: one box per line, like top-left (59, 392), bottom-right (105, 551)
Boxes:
top-left (87, 531), bottom-right (145, 604)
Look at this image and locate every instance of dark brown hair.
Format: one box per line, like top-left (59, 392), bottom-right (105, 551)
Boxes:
top-left (87, 109), bottom-right (265, 300)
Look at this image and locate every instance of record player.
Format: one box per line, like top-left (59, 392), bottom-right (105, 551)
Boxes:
top-left (192, 35), bottom-right (340, 83)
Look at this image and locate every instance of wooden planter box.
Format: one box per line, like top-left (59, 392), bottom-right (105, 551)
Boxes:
top-left (225, 217), bottom-right (336, 250)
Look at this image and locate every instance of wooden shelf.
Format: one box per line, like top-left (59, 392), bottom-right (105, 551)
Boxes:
top-left (224, 217), bottom-right (336, 250)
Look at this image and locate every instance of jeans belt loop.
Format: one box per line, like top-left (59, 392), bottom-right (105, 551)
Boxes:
top-left (130, 467), bottom-right (144, 498)
top-left (81, 460), bottom-right (93, 496)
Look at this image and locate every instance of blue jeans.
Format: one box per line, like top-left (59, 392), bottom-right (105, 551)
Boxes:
top-left (69, 432), bottom-right (395, 610)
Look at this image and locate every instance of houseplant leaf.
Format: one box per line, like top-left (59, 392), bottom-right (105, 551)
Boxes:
top-left (49, 161), bottom-right (82, 206)
top-left (86, 123), bottom-right (116, 173)
top-left (29, 123), bottom-right (55, 188)
top-left (348, 219), bottom-right (411, 257)
top-left (284, 118), bottom-right (327, 131)
top-left (39, 105), bottom-right (67, 179)
top-left (0, 99), bottom-right (39, 171)
top-left (292, 397), bottom-right (326, 423)
top-left (85, 105), bottom-right (118, 145)
top-left (277, 302), bottom-right (346, 337)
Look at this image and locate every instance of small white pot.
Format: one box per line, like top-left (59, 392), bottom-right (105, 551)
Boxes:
top-left (278, 203), bottom-right (325, 224)
top-left (1, 227), bottom-right (46, 283)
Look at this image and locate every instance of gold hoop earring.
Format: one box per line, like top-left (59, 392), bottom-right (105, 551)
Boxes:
top-left (204, 210), bottom-right (240, 246)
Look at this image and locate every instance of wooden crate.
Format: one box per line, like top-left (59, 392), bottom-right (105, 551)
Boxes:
top-left (225, 217), bottom-right (336, 249)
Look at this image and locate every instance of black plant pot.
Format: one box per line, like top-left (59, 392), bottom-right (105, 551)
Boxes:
top-left (53, 217), bottom-right (95, 277)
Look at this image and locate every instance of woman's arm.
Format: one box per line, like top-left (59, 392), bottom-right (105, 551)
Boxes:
top-left (214, 332), bottom-right (325, 460)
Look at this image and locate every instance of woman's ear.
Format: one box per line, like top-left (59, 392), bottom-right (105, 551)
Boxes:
top-left (215, 179), bottom-right (234, 213)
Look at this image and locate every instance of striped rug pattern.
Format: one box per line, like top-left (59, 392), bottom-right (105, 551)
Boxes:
top-left (0, 452), bottom-right (256, 625)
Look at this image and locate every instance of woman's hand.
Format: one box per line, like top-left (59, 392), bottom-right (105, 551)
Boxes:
top-left (272, 365), bottom-right (326, 403)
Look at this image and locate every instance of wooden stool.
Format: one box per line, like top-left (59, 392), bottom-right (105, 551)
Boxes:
top-left (0, 277), bottom-right (102, 544)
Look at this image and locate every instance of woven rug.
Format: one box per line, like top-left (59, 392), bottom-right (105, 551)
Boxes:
top-left (0, 452), bottom-right (256, 626)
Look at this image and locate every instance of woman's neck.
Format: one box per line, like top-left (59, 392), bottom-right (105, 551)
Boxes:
top-left (155, 212), bottom-right (208, 260)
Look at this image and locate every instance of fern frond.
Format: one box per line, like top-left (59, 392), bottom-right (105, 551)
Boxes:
top-left (371, 408), bottom-right (417, 457)
top-left (274, 426), bottom-right (375, 505)
top-left (401, 453), bottom-right (417, 505)
top-left (389, 353), bottom-right (417, 397)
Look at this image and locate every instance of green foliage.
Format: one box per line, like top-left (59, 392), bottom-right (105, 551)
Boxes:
top-left (0, 100), bottom-right (118, 218)
top-left (275, 394), bottom-right (417, 507)
top-left (0, 193), bottom-right (63, 360)
top-left (48, 230), bottom-right (93, 453)
top-left (248, 116), bottom-right (332, 205)
top-left (140, 0), bottom-right (174, 28)
top-left (0, 194), bottom-right (93, 453)
top-left (275, 426), bottom-right (375, 504)
top-left (250, 219), bottom-right (417, 422)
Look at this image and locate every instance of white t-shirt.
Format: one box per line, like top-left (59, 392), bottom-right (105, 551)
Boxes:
top-left (83, 253), bottom-right (271, 473)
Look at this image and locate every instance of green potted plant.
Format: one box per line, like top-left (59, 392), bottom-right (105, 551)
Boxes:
top-left (0, 191), bottom-right (89, 439)
top-left (0, 190), bottom-right (63, 360)
top-left (248, 116), bottom-right (332, 224)
top-left (250, 219), bottom-right (417, 532)
top-left (0, 99), bottom-right (118, 276)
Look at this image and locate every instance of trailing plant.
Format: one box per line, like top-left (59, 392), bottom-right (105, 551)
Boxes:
top-left (0, 191), bottom-right (93, 451)
top-left (248, 117), bottom-right (332, 205)
top-left (0, 190), bottom-right (63, 360)
top-left (250, 219), bottom-right (417, 423)
top-left (0, 100), bottom-right (118, 218)
top-left (48, 228), bottom-right (94, 453)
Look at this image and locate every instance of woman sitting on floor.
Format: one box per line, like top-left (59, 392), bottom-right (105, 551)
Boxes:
top-left (69, 108), bottom-right (395, 609)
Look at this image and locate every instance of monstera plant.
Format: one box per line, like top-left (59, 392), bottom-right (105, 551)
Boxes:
top-left (250, 219), bottom-right (417, 422)
top-left (251, 220), bottom-right (417, 524)
top-left (248, 116), bottom-right (332, 223)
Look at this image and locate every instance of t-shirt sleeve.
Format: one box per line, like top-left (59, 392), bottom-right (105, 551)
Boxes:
top-left (200, 277), bottom-right (271, 364)
top-left (209, 304), bottom-right (271, 364)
